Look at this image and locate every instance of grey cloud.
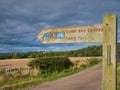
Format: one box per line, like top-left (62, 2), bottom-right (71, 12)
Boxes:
top-left (0, 0), bottom-right (120, 53)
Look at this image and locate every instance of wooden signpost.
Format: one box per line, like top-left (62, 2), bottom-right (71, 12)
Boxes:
top-left (102, 14), bottom-right (117, 90)
top-left (38, 14), bottom-right (117, 90)
top-left (38, 25), bottom-right (103, 43)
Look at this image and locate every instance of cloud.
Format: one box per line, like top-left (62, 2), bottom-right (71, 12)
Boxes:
top-left (0, 0), bottom-right (120, 53)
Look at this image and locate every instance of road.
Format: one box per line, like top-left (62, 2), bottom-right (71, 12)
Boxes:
top-left (27, 64), bottom-right (102, 90)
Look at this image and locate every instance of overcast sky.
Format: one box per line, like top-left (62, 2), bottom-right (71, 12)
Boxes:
top-left (0, 0), bottom-right (120, 53)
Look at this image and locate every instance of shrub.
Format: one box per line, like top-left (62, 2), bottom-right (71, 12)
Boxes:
top-left (80, 64), bottom-right (87, 68)
top-left (88, 58), bottom-right (102, 66)
top-left (28, 57), bottom-right (73, 74)
top-left (117, 62), bottom-right (120, 88)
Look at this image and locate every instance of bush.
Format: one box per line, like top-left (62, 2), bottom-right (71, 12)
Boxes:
top-left (88, 58), bottom-right (102, 66)
top-left (117, 62), bottom-right (120, 88)
top-left (28, 57), bottom-right (73, 74)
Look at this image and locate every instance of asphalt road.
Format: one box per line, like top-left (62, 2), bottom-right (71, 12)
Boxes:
top-left (27, 64), bottom-right (102, 90)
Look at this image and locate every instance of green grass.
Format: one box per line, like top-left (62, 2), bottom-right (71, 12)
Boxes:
top-left (1, 67), bottom-right (89, 90)
top-left (117, 62), bottom-right (120, 90)
top-left (0, 58), bottom-right (102, 90)
top-left (0, 69), bottom-right (79, 89)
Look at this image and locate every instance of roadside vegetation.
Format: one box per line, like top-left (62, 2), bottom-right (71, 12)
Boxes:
top-left (0, 57), bottom-right (102, 90)
top-left (117, 62), bottom-right (120, 90)
top-left (0, 43), bottom-right (120, 90)
top-left (1, 42), bottom-right (120, 60)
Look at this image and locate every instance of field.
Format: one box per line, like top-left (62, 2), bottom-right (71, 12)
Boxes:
top-left (0, 57), bottom-right (102, 68)
top-left (0, 58), bottom-right (32, 68)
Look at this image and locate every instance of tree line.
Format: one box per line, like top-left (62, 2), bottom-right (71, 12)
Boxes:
top-left (1, 42), bottom-right (120, 60)
top-left (0, 45), bottom-right (104, 60)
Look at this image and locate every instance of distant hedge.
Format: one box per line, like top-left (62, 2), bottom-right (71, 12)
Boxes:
top-left (28, 57), bottom-right (73, 73)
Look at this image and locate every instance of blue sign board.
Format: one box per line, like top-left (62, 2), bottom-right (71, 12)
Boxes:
top-left (56, 32), bottom-right (65, 39)
top-left (42, 32), bottom-right (52, 39)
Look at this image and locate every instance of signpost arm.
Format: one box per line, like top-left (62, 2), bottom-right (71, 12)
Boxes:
top-left (102, 14), bottom-right (117, 90)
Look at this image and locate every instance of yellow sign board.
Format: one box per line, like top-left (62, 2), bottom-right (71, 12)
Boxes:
top-left (38, 25), bottom-right (103, 43)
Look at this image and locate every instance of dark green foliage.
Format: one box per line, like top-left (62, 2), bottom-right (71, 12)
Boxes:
top-left (10, 52), bottom-right (20, 59)
top-left (117, 43), bottom-right (120, 59)
top-left (1, 43), bottom-right (120, 60)
top-left (24, 51), bottom-right (67, 58)
top-left (0, 69), bottom-right (5, 76)
top-left (22, 45), bottom-right (103, 58)
top-left (117, 62), bottom-right (120, 89)
top-left (0, 53), bottom-right (11, 59)
top-left (0, 53), bottom-right (24, 60)
top-left (0, 45), bottom-right (102, 59)
top-left (80, 64), bottom-right (87, 68)
top-left (66, 45), bottom-right (102, 57)
top-left (88, 58), bottom-right (101, 66)
top-left (28, 57), bottom-right (73, 74)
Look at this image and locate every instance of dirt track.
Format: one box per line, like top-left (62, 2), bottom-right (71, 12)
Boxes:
top-left (27, 64), bottom-right (102, 90)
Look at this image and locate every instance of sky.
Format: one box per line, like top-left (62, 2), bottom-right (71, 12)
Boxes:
top-left (0, 0), bottom-right (120, 53)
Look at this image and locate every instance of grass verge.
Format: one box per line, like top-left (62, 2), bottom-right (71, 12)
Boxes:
top-left (117, 62), bottom-right (120, 90)
top-left (0, 58), bottom-right (101, 90)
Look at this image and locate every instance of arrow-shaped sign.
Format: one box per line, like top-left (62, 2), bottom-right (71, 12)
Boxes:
top-left (38, 24), bottom-right (103, 43)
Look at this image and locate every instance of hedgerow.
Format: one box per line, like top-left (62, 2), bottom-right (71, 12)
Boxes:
top-left (28, 57), bottom-right (73, 74)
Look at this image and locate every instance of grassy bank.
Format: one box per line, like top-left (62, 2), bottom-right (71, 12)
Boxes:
top-left (117, 62), bottom-right (120, 90)
top-left (0, 58), bottom-right (101, 90)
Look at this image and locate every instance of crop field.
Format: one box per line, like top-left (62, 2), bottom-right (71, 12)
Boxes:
top-left (0, 58), bottom-right (32, 68)
top-left (0, 57), bottom-right (102, 68)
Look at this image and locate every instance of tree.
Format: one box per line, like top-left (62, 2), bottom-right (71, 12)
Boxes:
top-left (11, 52), bottom-right (20, 59)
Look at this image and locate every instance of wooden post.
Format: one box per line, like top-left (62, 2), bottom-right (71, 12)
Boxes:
top-left (102, 14), bottom-right (117, 90)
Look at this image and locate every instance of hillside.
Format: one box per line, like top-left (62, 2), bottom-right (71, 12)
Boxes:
top-left (118, 43), bottom-right (120, 51)
top-left (117, 43), bottom-right (120, 61)
top-left (0, 43), bottom-right (120, 60)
